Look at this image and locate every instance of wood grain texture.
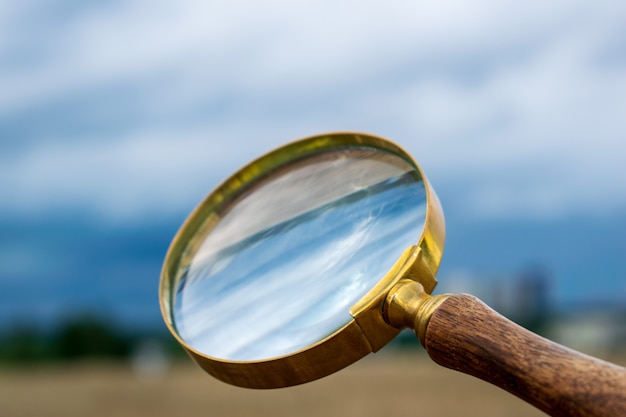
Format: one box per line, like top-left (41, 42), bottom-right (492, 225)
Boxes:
top-left (424, 294), bottom-right (626, 417)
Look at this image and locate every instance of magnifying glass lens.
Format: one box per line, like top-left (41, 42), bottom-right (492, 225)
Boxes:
top-left (173, 147), bottom-right (427, 361)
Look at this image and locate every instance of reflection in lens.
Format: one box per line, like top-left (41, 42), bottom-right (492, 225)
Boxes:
top-left (173, 148), bottom-right (427, 361)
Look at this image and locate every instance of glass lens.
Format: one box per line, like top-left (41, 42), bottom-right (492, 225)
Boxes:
top-left (172, 147), bottom-right (427, 361)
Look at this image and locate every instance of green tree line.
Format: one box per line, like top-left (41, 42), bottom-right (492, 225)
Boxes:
top-left (0, 316), bottom-right (183, 364)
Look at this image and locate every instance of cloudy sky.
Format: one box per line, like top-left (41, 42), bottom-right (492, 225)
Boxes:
top-left (3, 0), bottom-right (625, 221)
top-left (1, 1), bottom-right (625, 326)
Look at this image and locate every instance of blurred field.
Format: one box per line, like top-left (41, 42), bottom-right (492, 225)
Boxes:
top-left (5, 350), bottom-right (624, 417)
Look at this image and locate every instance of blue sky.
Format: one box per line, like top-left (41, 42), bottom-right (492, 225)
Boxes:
top-left (1, 1), bottom-right (625, 327)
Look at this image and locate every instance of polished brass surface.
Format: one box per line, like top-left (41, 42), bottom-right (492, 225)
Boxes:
top-left (349, 245), bottom-right (440, 352)
top-left (383, 279), bottom-right (451, 346)
top-left (159, 131), bottom-right (446, 388)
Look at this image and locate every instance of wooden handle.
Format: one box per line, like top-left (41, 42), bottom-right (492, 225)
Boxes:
top-left (423, 294), bottom-right (626, 417)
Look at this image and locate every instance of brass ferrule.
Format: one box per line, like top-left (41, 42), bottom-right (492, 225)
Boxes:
top-left (383, 279), bottom-right (451, 346)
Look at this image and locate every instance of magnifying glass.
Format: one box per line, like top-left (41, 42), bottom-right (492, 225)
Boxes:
top-left (160, 132), bottom-right (625, 417)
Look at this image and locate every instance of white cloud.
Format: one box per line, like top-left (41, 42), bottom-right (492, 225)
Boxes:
top-left (1, 0), bottom-right (625, 222)
top-left (1, 127), bottom-right (244, 221)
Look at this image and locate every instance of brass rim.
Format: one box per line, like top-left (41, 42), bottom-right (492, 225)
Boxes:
top-left (159, 132), bottom-right (445, 388)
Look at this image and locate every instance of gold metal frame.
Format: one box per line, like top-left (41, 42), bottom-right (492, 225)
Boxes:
top-left (159, 132), bottom-right (445, 388)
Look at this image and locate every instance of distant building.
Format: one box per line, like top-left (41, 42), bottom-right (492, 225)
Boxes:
top-left (550, 308), bottom-right (626, 357)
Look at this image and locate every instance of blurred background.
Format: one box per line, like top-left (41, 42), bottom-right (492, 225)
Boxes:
top-left (0, 1), bottom-right (625, 416)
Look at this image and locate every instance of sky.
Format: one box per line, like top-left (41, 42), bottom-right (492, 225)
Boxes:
top-left (1, 1), bottom-right (625, 329)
